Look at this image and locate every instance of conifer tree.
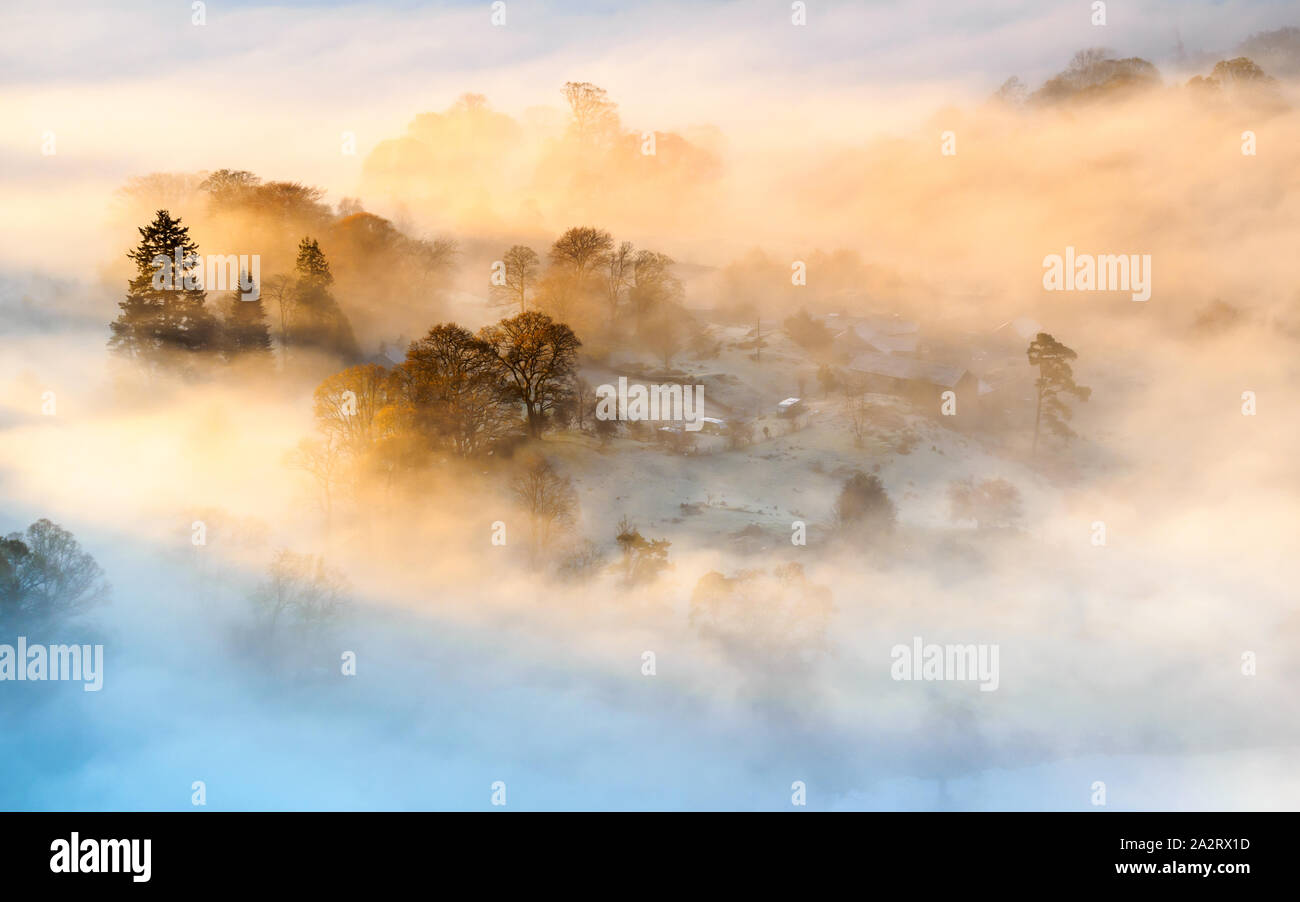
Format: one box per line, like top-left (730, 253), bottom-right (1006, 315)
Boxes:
top-left (219, 271), bottom-right (274, 364)
top-left (108, 210), bottom-right (218, 377)
top-left (288, 237), bottom-right (360, 361)
top-left (1027, 332), bottom-right (1091, 453)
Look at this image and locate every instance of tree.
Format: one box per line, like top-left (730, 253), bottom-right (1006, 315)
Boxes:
top-left (395, 324), bottom-right (517, 456)
top-left (614, 516), bottom-right (672, 585)
top-left (561, 82), bottom-right (620, 145)
top-left (286, 435), bottom-right (344, 529)
top-left (1187, 57), bottom-right (1281, 105)
top-left (1033, 49), bottom-right (1160, 103)
top-left (312, 364), bottom-right (397, 456)
top-left (252, 549), bottom-right (349, 639)
top-left (218, 274), bottom-right (274, 365)
top-left (510, 456), bottom-right (578, 567)
top-left (198, 168), bottom-right (261, 203)
top-left (948, 478), bottom-right (1023, 529)
top-left (628, 250), bottom-right (683, 329)
top-left (0, 536), bottom-right (30, 610)
top-left (598, 240), bottom-right (635, 328)
top-left (260, 273), bottom-right (294, 354)
top-left (993, 75), bottom-right (1028, 106)
top-left (1027, 332), bottom-right (1090, 453)
top-left (847, 389), bottom-right (870, 449)
top-left (817, 363), bottom-right (841, 397)
top-left (288, 237), bottom-right (360, 361)
top-left (783, 309), bottom-right (833, 353)
top-left (1208, 57), bottom-right (1273, 87)
top-left (108, 209), bottom-right (219, 377)
top-left (549, 226), bottom-right (614, 280)
top-left (479, 311), bottom-right (582, 438)
top-left (832, 472), bottom-right (896, 532)
top-left (0, 519), bottom-right (109, 627)
top-left (1236, 26), bottom-right (1300, 78)
top-left (643, 303), bottom-right (687, 367)
top-left (491, 245), bottom-right (541, 314)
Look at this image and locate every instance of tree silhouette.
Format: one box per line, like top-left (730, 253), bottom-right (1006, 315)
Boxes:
top-left (510, 456), bottom-right (577, 568)
top-left (561, 82), bottom-right (620, 145)
top-left (288, 237), bottom-right (360, 361)
top-left (395, 324), bottom-right (517, 456)
top-left (108, 209), bottom-right (218, 377)
top-left (479, 311), bottom-right (582, 438)
top-left (628, 250), bottom-right (683, 331)
top-left (598, 240), bottom-right (634, 328)
top-left (549, 226), bottom-right (613, 280)
top-left (252, 549), bottom-right (349, 640)
top-left (833, 472), bottom-right (896, 533)
top-left (218, 272), bottom-right (273, 365)
top-left (0, 519), bottom-right (109, 628)
top-left (1027, 332), bottom-right (1091, 453)
top-left (312, 363), bottom-right (398, 456)
top-left (491, 245), bottom-right (540, 314)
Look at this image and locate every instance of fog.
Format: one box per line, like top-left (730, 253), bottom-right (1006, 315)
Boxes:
top-left (2, 1), bottom-right (1299, 810)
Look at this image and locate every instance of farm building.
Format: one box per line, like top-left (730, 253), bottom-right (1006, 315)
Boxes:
top-left (830, 315), bottom-right (920, 358)
top-left (847, 352), bottom-right (985, 416)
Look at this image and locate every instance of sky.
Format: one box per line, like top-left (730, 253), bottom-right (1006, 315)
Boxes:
top-left (3, 0), bottom-right (1297, 274)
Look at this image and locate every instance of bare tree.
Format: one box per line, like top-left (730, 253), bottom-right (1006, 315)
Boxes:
top-left (252, 549), bottom-right (350, 639)
top-left (549, 226), bottom-right (614, 280)
top-left (491, 245), bottom-right (541, 314)
top-left (0, 519), bottom-right (109, 626)
top-left (286, 435), bottom-right (344, 529)
top-left (261, 273), bottom-right (294, 357)
top-left (312, 364), bottom-right (397, 455)
top-left (845, 375), bottom-right (870, 448)
top-left (628, 250), bottom-right (683, 329)
top-left (643, 304), bottom-right (686, 367)
top-left (598, 241), bottom-right (635, 328)
top-left (510, 456), bottom-right (578, 567)
top-left (561, 82), bottom-right (620, 145)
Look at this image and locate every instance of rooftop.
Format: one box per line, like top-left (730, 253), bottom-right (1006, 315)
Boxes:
top-left (848, 352), bottom-right (971, 388)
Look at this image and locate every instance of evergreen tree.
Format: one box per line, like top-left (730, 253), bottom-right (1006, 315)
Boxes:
top-left (108, 210), bottom-right (218, 377)
top-left (288, 237), bottom-right (360, 361)
top-left (1027, 332), bottom-right (1091, 452)
top-left (219, 271), bottom-right (274, 364)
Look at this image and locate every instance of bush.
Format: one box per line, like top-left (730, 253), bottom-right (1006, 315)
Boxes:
top-left (783, 310), bottom-right (833, 353)
top-left (832, 472), bottom-right (896, 532)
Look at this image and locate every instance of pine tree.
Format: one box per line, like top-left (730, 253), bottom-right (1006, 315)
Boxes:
top-left (108, 210), bottom-right (218, 377)
top-left (1027, 332), bottom-right (1091, 453)
top-left (288, 237), bottom-right (360, 361)
top-left (219, 271), bottom-right (274, 365)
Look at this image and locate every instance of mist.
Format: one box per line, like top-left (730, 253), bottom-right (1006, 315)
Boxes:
top-left (2, 1), bottom-right (1299, 811)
